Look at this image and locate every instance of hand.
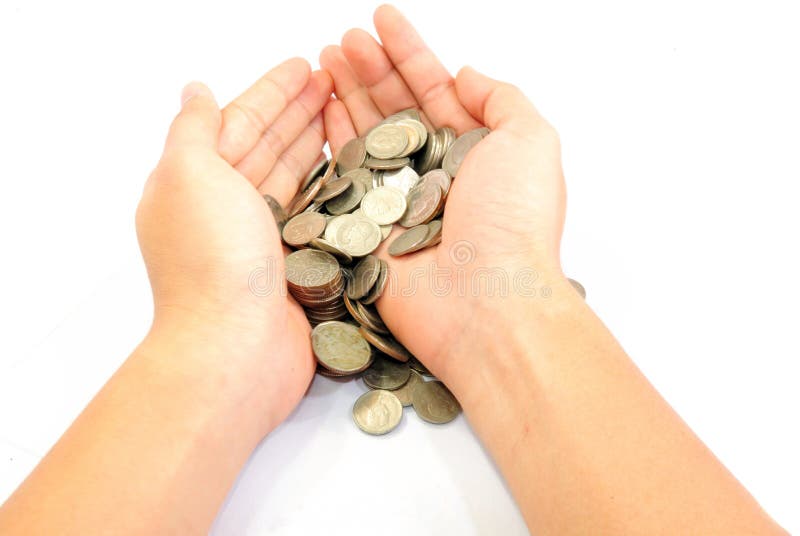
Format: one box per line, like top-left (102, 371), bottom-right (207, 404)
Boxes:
top-left (135, 59), bottom-right (332, 431)
top-left (321, 6), bottom-right (570, 393)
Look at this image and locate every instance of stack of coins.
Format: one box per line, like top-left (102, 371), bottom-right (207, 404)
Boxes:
top-left (263, 109), bottom-right (586, 435)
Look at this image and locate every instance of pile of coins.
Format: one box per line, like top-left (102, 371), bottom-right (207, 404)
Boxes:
top-left (264, 109), bottom-right (585, 435)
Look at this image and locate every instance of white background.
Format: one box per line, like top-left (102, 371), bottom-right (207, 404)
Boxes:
top-left (0, 0), bottom-right (798, 534)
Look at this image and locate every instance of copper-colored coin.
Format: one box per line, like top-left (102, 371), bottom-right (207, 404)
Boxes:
top-left (285, 249), bottom-right (341, 290)
top-left (360, 259), bottom-right (388, 305)
top-left (262, 194), bottom-right (288, 231)
top-left (359, 327), bottom-right (412, 363)
top-left (288, 154), bottom-right (337, 217)
top-left (336, 137), bottom-right (367, 174)
top-left (399, 181), bottom-right (442, 228)
top-left (412, 380), bottom-right (461, 424)
top-left (355, 300), bottom-right (390, 335)
top-left (388, 225), bottom-right (429, 256)
top-left (418, 169), bottom-right (451, 197)
top-left (314, 176), bottom-right (352, 203)
top-left (347, 255), bottom-right (381, 300)
top-left (301, 156), bottom-right (329, 192)
top-left (281, 212), bottom-right (326, 246)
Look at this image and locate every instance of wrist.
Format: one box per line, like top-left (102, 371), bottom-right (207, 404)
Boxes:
top-left (137, 316), bottom-right (279, 437)
top-left (439, 274), bottom-right (588, 411)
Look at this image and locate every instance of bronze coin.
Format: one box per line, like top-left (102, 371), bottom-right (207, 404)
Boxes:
top-left (359, 327), bottom-right (412, 363)
top-left (282, 212), bottom-right (326, 246)
top-left (399, 181), bottom-right (442, 228)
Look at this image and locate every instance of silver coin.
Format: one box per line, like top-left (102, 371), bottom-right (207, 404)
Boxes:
top-left (360, 186), bottom-right (408, 226)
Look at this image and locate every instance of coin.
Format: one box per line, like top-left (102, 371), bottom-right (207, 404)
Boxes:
top-left (355, 300), bottom-right (390, 334)
top-left (262, 194), bottom-right (288, 231)
top-left (442, 128), bottom-right (486, 178)
top-left (352, 390), bottom-right (403, 435)
top-left (408, 356), bottom-right (432, 376)
top-left (418, 169), bottom-right (451, 197)
top-left (312, 321), bottom-right (372, 374)
top-left (314, 176), bottom-right (352, 203)
top-left (399, 180), bottom-right (442, 228)
top-left (288, 154), bottom-right (337, 217)
top-left (285, 249), bottom-right (341, 290)
top-left (352, 208), bottom-right (391, 240)
top-left (390, 370), bottom-right (423, 406)
top-left (326, 178), bottom-right (366, 215)
top-left (281, 212), bottom-right (326, 246)
top-left (388, 225), bottom-right (430, 256)
top-left (359, 327), bottom-right (413, 363)
top-left (362, 354), bottom-right (411, 389)
top-left (341, 168), bottom-right (373, 192)
top-left (347, 255), bottom-right (381, 300)
top-left (360, 259), bottom-right (388, 305)
top-left (568, 278), bottom-right (586, 299)
top-left (381, 166), bottom-right (420, 195)
top-left (336, 137), bottom-right (367, 174)
top-left (364, 156), bottom-right (410, 170)
top-left (301, 156), bottom-right (328, 192)
top-left (308, 238), bottom-right (352, 263)
top-left (334, 214), bottom-right (382, 257)
top-left (412, 380), bottom-right (461, 424)
top-left (360, 186), bottom-right (408, 226)
top-left (365, 124), bottom-right (409, 159)
top-left (417, 219), bottom-right (443, 249)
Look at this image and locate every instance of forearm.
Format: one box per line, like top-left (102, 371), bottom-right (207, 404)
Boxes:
top-left (0, 323), bottom-right (271, 535)
top-left (449, 278), bottom-right (786, 535)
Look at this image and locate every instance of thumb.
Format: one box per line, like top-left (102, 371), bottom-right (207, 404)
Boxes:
top-left (455, 66), bottom-right (549, 137)
top-left (164, 81), bottom-right (222, 152)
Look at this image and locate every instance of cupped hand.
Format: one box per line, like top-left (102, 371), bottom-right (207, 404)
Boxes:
top-left (135, 59), bottom-right (332, 429)
top-left (321, 5), bottom-right (570, 390)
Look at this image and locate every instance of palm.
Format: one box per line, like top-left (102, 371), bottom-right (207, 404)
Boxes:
top-left (321, 6), bottom-right (565, 375)
top-left (141, 59), bottom-right (334, 423)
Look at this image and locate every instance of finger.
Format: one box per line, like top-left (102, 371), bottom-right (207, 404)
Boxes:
top-left (164, 82), bottom-right (221, 152)
top-left (373, 4), bottom-right (481, 133)
top-left (319, 45), bottom-right (383, 135)
top-left (235, 70), bottom-right (332, 185)
top-left (219, 57), bottom-right (311, 165)
top-left (340, 28), bottom-right (418, 117)
top-left (455, 66), bottom-right (548, 137)
top-left (323, 98), bottom-right (357, 157)
top-left (258, 113), bottom-right (326, 206)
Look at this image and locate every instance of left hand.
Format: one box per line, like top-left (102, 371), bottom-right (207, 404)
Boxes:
top-left (135, 59), bottom-right (332, 431)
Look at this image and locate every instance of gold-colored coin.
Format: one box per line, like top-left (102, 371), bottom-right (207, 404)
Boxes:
top-left (391, 369), bottom-right (423, 406)
top-left (352, 390), bottom-right (403, 435)
top-left (412, 380), bottom-right (461, 424)
top-left (311, 321), bottom-right (372, 374)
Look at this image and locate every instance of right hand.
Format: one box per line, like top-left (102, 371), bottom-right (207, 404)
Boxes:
top-left (321, 5), bottom-right (573, 392)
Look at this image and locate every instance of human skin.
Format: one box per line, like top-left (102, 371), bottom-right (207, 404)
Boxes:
top-left (0, 4), bottom-right (788, 535)
top-left (321, 5), bottom-right (787, 535)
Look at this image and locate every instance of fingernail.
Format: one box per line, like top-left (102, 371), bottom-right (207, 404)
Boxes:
top-left (180, 81), bottom-right (211, 106)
